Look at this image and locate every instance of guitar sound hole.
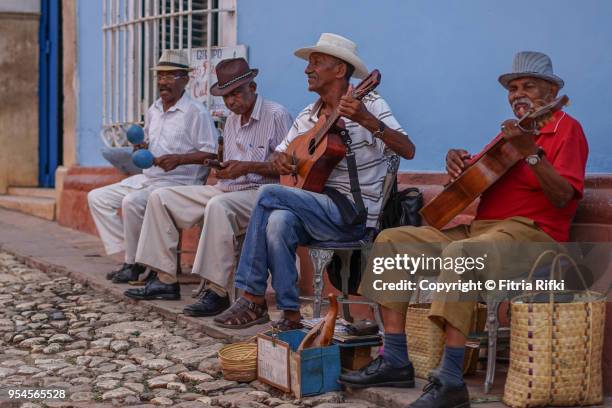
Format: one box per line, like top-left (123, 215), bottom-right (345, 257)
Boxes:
top-left (308, 138), bottom-right (316, 155)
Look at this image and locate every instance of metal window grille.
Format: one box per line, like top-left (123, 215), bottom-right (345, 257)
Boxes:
top-left (101, 0), bottom-right (235, 147)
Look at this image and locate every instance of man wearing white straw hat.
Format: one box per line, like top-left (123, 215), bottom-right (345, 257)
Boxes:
top-left (353, 51), bottom-right (588, 408)
top-left (88, 49), bottom-right (217, 285)
top-left (215, 33), bottom-right (416, 379)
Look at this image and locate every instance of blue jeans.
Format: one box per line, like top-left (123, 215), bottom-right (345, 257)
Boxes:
top-left (234, 184), bottom-right (366, 311)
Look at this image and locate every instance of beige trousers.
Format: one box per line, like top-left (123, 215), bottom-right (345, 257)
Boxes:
top-left (135, 185), bottom-right (259, 289)
top-left (87, 180), bottom-right (176, 263)
top-left (359, 217), bottom-right (556, 337)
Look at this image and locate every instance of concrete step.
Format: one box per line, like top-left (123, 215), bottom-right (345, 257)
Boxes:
top-left (0, 195), bottom-right (55, 221)
top-left (7, 187), bottom-right (56, 199)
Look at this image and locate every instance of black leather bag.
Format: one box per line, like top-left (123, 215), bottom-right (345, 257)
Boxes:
top-left (326, 181), bottom-right (423, 294)
top-left (327, 251), bottom-right (363, 295)
top-left (380, 182), bottom-right (423, 229)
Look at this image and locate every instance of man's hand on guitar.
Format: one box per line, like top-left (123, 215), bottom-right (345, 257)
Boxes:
top-left (500, 119), bottom-right (539, 157)
top-left (446, 149), bottom-right (471, 180)
top-left (338, 85), bottom-right (377, 129)
top-left (271, 152), bottom-right (296, 175)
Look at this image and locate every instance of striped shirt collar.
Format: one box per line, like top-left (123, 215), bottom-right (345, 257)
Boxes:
top-left (153, 91), bottom-right (191, 113)
top-left (241, 94), bottom-right (263, 124)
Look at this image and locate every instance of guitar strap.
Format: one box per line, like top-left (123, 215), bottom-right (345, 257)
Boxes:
top-left (339, 128), bottom-right (368, 225)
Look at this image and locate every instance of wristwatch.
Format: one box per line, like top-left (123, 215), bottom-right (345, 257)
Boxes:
top-left (372, 120), bottom-right (386, 138)
top-left (525, 146), bottom-right (545, 166)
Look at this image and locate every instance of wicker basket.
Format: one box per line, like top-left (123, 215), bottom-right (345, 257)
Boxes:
top-left (218, 342), bottom-right (258, 382)
top-left (503, 252), bottom-right (606, 408)
top-left (406, 303), bottom-right (445, 379)
top-left (406, 303), bottom-right (486, 379)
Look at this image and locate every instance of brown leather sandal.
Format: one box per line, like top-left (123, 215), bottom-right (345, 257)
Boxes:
top-left (213, 297), bottom-right (270, 329)
top-left (271, 317), bottom-right (304, 332)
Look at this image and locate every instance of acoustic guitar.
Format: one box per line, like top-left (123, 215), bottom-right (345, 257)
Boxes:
top-left (420, 95), bottom-right (569, 229)
top-left (280, 70), bottom-right (382, 192)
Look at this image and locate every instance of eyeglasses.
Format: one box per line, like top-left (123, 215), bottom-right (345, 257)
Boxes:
top-left (156, 72), bottom-right (187, 81)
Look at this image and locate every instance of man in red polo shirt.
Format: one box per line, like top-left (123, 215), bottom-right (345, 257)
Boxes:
top-left (341, 52), bottom-right (588, 408)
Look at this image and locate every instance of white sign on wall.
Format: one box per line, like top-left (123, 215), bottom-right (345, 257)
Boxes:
top-left (187, 45), bottom-right (248, 118)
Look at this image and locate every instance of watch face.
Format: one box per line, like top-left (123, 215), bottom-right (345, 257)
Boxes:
top-left (527, 156), bottom-right (539, 165)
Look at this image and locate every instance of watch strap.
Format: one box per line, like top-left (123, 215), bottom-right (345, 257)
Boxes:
top-left (373, 120), bottom-right (386, 138)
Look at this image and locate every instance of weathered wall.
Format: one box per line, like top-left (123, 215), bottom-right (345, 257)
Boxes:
top-left (62, 0), bottom-right (77, 169)
top-left (0, 11), bottom-right (40, 193)
top-left (56, 0), bottom-right (78, 219)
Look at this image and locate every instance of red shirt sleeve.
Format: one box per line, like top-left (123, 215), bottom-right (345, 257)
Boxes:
top-left (546, 119), bottom-right (588, 199)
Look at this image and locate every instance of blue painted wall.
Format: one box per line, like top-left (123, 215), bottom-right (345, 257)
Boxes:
top-left (77, 1), bottom-right (106, 166)
top-left (237, 0), bottom-right (612, 172)
top-left (77, 0), bottom-right (612, 172)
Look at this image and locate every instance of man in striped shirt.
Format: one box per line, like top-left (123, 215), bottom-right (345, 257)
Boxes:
top-left (214, 34), bottom-right (415, 331)
top-left (125, 58), bottom-right (293, 309)
top-left (88, 50), bottom-right (217, 284)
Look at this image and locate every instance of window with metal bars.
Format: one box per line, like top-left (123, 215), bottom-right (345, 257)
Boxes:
top-left (101, 0), bottom-right (234, 147)
top-left (162, 0), bottom-right (219, 50)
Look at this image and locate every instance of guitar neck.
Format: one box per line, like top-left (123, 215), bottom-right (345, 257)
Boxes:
top-left (314, 111), bottom-right (342, 145)
top-left (310, 69), bottom-right (381, 147)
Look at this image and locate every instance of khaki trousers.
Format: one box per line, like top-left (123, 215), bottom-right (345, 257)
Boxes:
top-left (87, 180), bottom-right (177, 263)
top-left (359, 217), bottom-right (556, 337)
top-left (135, 185), bottom-right (259, 289)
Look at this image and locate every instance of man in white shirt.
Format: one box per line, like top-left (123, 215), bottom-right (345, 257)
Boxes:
top-left (124, 58), bottom-right (292, 304)
top-left (88, 50), bottom-right (217, 283)
top-left (214, 34), bottom-right (415, 335)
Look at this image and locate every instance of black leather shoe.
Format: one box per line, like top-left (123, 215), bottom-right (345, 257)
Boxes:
top-left (406, 375), bottom-right (470, 408)
top-left (112, 263), bottom-right (146, 284)
top-left (339, 355), bottom-right (415, 388)
top-left (183, 289), bottom-right (230, 317)
top-left (124, 277), bottom-right (180, 300)
top-left (107, 263), bottom-right (130, 280)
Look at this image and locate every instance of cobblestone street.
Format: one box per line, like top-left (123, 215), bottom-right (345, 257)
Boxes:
top-left (0, 251), bottom-right (376, 408)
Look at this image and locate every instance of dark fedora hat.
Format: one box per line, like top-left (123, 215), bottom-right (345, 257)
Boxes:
top-left (210, 58), bottom-right (258, 96)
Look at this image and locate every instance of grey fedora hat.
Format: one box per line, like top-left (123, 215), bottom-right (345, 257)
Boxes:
top-left (498, 51), bottom-right (564, 89)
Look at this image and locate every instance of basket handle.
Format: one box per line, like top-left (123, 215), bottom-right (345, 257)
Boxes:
top-left (551, 252), bottom-right (593, 297)
top-left (525, 249), bottom-right (558, 282)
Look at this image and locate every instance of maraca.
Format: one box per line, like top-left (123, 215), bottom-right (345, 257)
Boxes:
top-left (126, 124), bottom-right (145, 145)
top-left (132, 149), bottom-right (155, 169)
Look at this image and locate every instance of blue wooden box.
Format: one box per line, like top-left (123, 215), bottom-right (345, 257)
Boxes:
top-left (257, 330), bottom-right (341, 397)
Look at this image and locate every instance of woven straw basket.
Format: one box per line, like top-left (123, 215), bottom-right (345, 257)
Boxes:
top-left (406, 303), bottom-right (445, 379)
top-left (503, 252), bottom-right (606, 408)
top-left (218, 342), bottom-right (258, 382)
top-left (406, 303), bottom-right (486, 379)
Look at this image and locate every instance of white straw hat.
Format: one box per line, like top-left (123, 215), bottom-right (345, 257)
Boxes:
top-left (294, 33), bottom-right (368, 79)
top-left (151, 49), bottom-right (193, 72)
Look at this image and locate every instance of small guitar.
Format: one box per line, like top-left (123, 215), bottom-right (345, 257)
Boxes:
top-left (280, 70), bottom-right (382, 192)
top-left (420, 95), bottom-right (569, 229)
